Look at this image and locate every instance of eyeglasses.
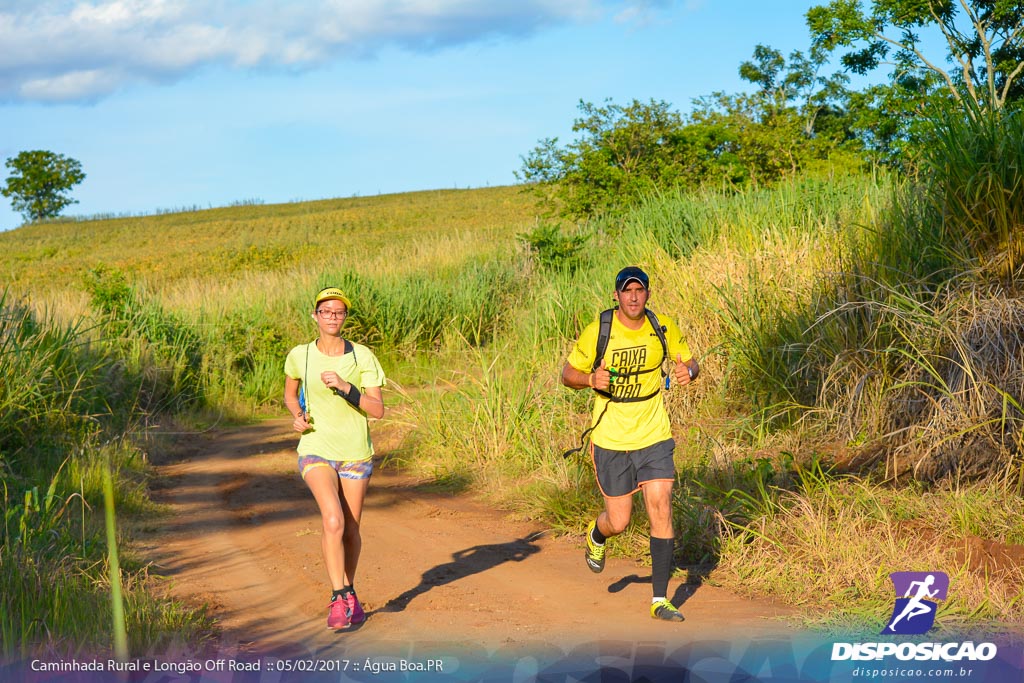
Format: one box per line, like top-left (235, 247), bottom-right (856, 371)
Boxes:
top-left (316, 309), bottom-right (347, 320)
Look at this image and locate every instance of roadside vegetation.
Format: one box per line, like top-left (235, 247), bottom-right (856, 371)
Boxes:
top-left (0, 295), bottom-right (213, 655)
top-left (3, 0), bottom-right (1023, 655)
top-left (0, 186), bottom-right (534, 656)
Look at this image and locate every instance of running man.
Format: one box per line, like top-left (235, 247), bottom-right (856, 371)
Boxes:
top-left (561, 266), bottom-right (699, 622)
top-left (284, 286), bottom-right (387, 631)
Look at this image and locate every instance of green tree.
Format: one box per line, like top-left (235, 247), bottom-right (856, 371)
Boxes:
top-left (842, 75), bottom-right (950, 168)
top-left (1, 150), bottom-right (86, 222)
top-left (516, 45), bottom-right (868, 219)
top-left (687, 93), bottom-right (803, 188)
top-left (517, 99), bottom-right (688, 219)
top-left (739, 43), bottom-right (853, 137)
top-left (690, 44), bottom-right (863, 187)
top-left (807, 0), bottom-right (1024, 111)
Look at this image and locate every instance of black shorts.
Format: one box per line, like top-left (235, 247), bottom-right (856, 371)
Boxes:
top-left (591, 438), bottom-right (676, 498)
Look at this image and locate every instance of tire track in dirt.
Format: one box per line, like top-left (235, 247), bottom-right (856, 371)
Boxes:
top-left (136, 418), bottom-right (799, 661)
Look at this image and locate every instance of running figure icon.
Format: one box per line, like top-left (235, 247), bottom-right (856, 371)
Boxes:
top-left (884, 573), bottom-right (941, 634)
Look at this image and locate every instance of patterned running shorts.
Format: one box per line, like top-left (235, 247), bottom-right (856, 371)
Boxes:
top-left (297, 454), bottom-right (374, 480)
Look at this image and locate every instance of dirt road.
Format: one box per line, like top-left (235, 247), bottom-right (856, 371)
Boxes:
top-left (137, 417), bottom-right (800, 673)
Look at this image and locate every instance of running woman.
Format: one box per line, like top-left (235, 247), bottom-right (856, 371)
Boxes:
top-left (283, 286), bottom-right (386, 630)
top-left (561, 266), bottom-right (699, 622)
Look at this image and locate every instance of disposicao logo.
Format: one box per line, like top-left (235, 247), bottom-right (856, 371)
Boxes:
top-left (882, 571), bottom-right (948, 635)
top-left (831, 571), bottom-right (998, 663)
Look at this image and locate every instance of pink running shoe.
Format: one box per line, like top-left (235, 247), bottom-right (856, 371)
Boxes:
top-left (345, 591), bottom-right (365, 624)
top-left (326, 598), bottom-right (350, 630)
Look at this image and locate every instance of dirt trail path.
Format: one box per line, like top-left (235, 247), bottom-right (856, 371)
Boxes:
top-left (137, 417), bottom-right (798, 664)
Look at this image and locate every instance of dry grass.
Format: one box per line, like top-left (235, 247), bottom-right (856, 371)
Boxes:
top-left (713, 474), bottom-right (1024, 635)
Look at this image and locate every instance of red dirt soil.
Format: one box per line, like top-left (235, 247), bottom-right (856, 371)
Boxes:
top-left (136, 418), bottom-right (800, 662)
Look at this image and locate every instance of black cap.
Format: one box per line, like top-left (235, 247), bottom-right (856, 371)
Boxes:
top-left (615, 266), bottom-right (649, 291)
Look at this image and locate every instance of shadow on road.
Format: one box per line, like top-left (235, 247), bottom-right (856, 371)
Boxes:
top-left (376, 532), bottom-right (544, 614)
top-left (606, 560), bottom-right (718, 610)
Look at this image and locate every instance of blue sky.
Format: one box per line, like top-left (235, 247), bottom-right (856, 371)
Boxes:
top-left (2, 1), bottom-right (833, 231)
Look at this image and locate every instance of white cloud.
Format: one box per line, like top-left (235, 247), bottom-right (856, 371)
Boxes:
top-left (19, 68), bottom-right (124, 102)
top-left (0, 0), bottom-right (675, 103)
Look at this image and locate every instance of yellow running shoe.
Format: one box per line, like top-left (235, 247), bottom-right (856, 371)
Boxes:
top-left (651, 598), bottom-right (685, 622)
top-left (584, 520), bottom-right (606, 573)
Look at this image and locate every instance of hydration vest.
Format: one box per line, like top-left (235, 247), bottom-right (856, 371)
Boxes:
top-left (561, 308), bottom-right (670, 459)
top-left (592, 307), bottom-right (669, 403)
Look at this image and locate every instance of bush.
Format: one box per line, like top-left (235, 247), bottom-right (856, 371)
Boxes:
top-left (83, 266), bottom-right (205, 413)
top-left (517, 222), bottom-right (590, 273)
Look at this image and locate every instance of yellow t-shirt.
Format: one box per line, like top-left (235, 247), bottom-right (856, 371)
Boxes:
top-left (284, 341), bottom-right (387, 461)
top-left (567, 310), bottom-right (691, 451)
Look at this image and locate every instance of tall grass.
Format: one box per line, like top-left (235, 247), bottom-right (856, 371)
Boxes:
top-left (83, 266), bottom-right (206, 415)
top-left (916, 104), bottom-right (1024, 285)
top-left (0, 295), bottom-right (211, 656)
top-left (405, 341), bottom-right (577, 488)
top-left (634, 174), bottom-right (871, 261)
top-left (34, 251), bottom-right (528, 419)
top-left (805, 283), bottom-right (1024, 481)
top-left (329, 256), bottom-right (523, 353)
top-left (0, 294), bottom-right (149, 467)
top-left (102, 463), bottom-right (128, 661)
top-left (750, 108), bottom-right (1024, 482)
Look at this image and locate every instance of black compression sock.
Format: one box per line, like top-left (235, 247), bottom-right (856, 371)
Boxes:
top-left (331, 588), bottom-right (347, 602)
top-left (650, 536), bottom-right (675, 600)
top-left (591, 522), bottom-right (607, 545)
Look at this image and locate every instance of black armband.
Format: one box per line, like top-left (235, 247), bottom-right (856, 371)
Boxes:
top-left (341, 384), bottom-right (361, 408)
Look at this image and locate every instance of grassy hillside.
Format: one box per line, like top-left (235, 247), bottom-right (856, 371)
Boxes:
top-left (1, 185), bottom-right (534, 310)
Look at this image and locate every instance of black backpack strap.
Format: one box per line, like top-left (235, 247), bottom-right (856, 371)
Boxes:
top-left (591, 308), bottom-right (669, 403)
top-left (561, 401), bottom-right (610, 459)
top-left (645, 309), bottom-right (669, 363)
top-left (593, 308), bottom-right (615, 372)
